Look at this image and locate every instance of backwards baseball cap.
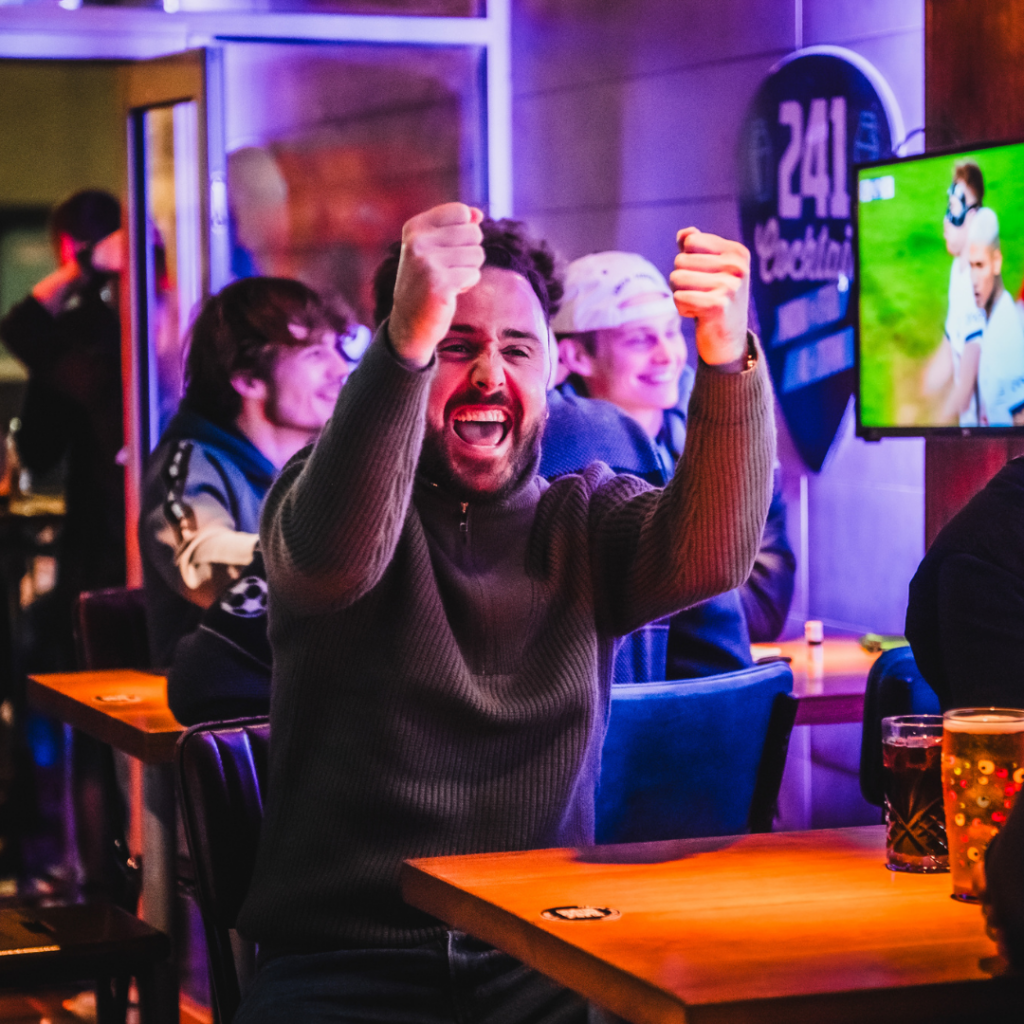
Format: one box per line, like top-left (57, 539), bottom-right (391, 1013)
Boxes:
top-left (551, 251), bottom-right (676, 334)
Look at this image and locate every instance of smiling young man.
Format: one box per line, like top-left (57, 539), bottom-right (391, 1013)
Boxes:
top-left (544, 251), bottom-right (794, 673)
top-left (140, 276), bottom-right (351, 665)
top-left (235, 205), bottom-right (775, 1024)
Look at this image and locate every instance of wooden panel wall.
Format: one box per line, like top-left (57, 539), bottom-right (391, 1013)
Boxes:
top-left (924, 0), bottom-right (1024, 546)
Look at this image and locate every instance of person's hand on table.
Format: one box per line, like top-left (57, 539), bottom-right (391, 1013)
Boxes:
top-left (670, 228), bottom-right (751, 369)
top-left (388, 202), bottom-right (485, 368)
top-left (973, 858), bottom-right (1013, 962)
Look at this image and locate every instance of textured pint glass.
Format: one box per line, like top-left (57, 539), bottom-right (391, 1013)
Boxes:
top-left (881, 715), bottom-right (947, 872)
top-left (942, 708), bottom-right (1024, 901)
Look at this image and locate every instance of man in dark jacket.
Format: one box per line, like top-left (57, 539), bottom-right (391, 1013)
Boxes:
top-left (905, 455), bottom-right (1024, 710)
top-left (0, 191), bottom-right (129, 901)
top-left (0, 190), bottom-right (126, 659)
top-left (140, 277), bottom-right (350, 666)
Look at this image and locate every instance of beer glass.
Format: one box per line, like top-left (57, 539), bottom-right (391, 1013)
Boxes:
top-left (942, 708), bottom-right (1024, 901)
top-left (881, 715), bottom-right (947, 872)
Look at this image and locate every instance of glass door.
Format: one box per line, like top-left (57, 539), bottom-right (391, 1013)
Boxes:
top-left (120, 49), bottom-right (227, 585)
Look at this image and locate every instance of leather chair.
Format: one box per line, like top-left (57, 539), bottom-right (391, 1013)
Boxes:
top-left (596, 660), bottom-right (797, 843)
top-left (175, 717), bottom-right (269, 1024)
top-left (73, 587), bottom-right (150, 671)
top-left (859, 645), bottom-right (941, 807)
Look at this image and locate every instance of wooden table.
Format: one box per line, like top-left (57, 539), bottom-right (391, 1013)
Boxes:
top-left (26, 669), bottom-right (180, 763)
top-left (27, 669), bottom-right (182, 1024)
top-left (403, 826), bottom-right (1021, 1024)
top-left (751, 637), bottom-right (882, 725)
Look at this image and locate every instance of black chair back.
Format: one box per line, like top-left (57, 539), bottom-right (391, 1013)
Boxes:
top-left (73, 587), bottom-right (151, 671)
top-left (176, 717), bottom-right (269, 1024)
top-left (859, 646), bottom-right (941, 807)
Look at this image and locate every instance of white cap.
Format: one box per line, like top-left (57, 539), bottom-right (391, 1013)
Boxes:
top-left (551, 251), bottom-right (676, 334)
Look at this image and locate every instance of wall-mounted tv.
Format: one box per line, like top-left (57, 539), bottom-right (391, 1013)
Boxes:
top-left (856, 139), bottom-right (1024, 437)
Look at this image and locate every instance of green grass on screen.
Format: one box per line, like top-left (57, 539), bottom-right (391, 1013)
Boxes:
top-left (859, 144), bottom-right (1024, 426)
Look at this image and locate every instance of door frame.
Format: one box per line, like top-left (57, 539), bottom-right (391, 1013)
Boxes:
top-left (0, 5), bottom-right (511, 584)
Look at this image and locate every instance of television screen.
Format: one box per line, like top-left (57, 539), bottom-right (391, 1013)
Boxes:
top-left (856, 139), bottom-right (1024, 435)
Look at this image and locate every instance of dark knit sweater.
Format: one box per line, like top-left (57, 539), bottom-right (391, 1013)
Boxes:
top-left (237, 329), bottom-right (775, 951)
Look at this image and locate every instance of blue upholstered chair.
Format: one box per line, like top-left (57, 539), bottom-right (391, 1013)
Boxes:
top-left (596, 660), bottom-right (797, 843)
top-left (859, 646), bottom-right (941, 808)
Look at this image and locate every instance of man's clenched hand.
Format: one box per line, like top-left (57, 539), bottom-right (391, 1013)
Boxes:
top-left (670, 228), bottom-right (751, 367)
top-left (388, 203), bottom-right (485, 367)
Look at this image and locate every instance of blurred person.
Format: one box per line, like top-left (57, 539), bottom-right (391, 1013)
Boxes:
top-left (228, 147), bottom-right (290, 279)
top-left (966, 208), bottom-right (1024, 425)
top-left (233, 203), bottom-right (774, 1024)
top-left (0, 190), bottom-right (130, 902)
top-left (140, 277), bottom-right (350, 668)
top-left (906, 452), bottom-right (1024, 710)
top-left (933, 161), bottom-right (986, 425)
top-left (0, 189), bottom-right (126, 656)
top-left (547, 251), bottom-right (795, 674)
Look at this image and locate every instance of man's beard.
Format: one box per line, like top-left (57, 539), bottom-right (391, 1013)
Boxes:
top-left (418, 415), bottom-right (543, 504)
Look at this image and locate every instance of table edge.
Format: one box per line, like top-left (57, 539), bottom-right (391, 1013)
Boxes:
top-left (401, 860), bottom-right (689, 1024)
top-left (26, 676), bottom-right (180, 763)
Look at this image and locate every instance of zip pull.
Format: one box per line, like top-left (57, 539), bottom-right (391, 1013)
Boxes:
top-left (459, 502), bottom-right (469, 539)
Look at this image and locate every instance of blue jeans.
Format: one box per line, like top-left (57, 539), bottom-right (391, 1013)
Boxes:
top-left (234, 931), bottom-right (592, 1024)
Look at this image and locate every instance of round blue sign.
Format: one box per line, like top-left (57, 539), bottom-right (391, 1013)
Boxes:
top-left (738, 46), bottom-right (904, 471)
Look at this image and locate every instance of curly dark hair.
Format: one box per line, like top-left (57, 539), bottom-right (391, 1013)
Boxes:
top-left (371, 216), bottom-right (563, 328)
top-left (182, 277), bottom-right (343, 428)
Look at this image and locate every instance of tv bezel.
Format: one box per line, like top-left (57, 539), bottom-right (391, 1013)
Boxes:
top-left (854, 136), bottom-right (1024, 440)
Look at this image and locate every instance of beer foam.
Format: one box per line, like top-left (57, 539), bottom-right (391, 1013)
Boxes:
top-left (886, 734), bottom-right (941, 747)
top-left (944, 712), bottom-right (1024, 734)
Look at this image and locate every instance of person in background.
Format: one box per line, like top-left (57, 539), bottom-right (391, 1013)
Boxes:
top-left (233, 202), bottom-right (773, 1023)
top-left (0, 189), bottom-right (126, 659)
top-left (905, 453), bottom-right (1024, 711)
top-left (546, 251), bottom-right (794, 679)
top-left (0, 190), bottom-right (130, 902)
top-left (932, 160), bottom-right (986, 426)
top-left (140, 277), bottom-right (351, 668)
top-left (965, 208), bottom-right (1024, 425)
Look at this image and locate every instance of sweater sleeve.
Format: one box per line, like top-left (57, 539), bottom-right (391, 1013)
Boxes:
top-left (259, 326), bottom-right (434, 615)
top-left (589, 336), bottom-right (776, 637)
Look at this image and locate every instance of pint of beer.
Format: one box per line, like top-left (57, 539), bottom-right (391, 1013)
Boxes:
top-left (882, 715), bottom-right (947, 872)
top-left (942, 708), bottom-right (1024, 901)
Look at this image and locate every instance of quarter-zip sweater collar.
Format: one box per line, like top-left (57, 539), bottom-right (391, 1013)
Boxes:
top-left (415, 474), bottom-right (548, 676)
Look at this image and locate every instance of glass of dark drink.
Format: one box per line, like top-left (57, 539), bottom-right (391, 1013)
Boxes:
top-left (882, 714), bottom-right (948, 873)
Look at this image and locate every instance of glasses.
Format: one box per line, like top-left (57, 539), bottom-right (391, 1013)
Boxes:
top-left (945, 182), bottom-right (980, 227)
top-left (337, 323), bottom-right (372, 364)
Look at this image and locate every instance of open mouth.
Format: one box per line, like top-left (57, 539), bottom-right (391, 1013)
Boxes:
top-left (452, 408), bottom-right (512, 447)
